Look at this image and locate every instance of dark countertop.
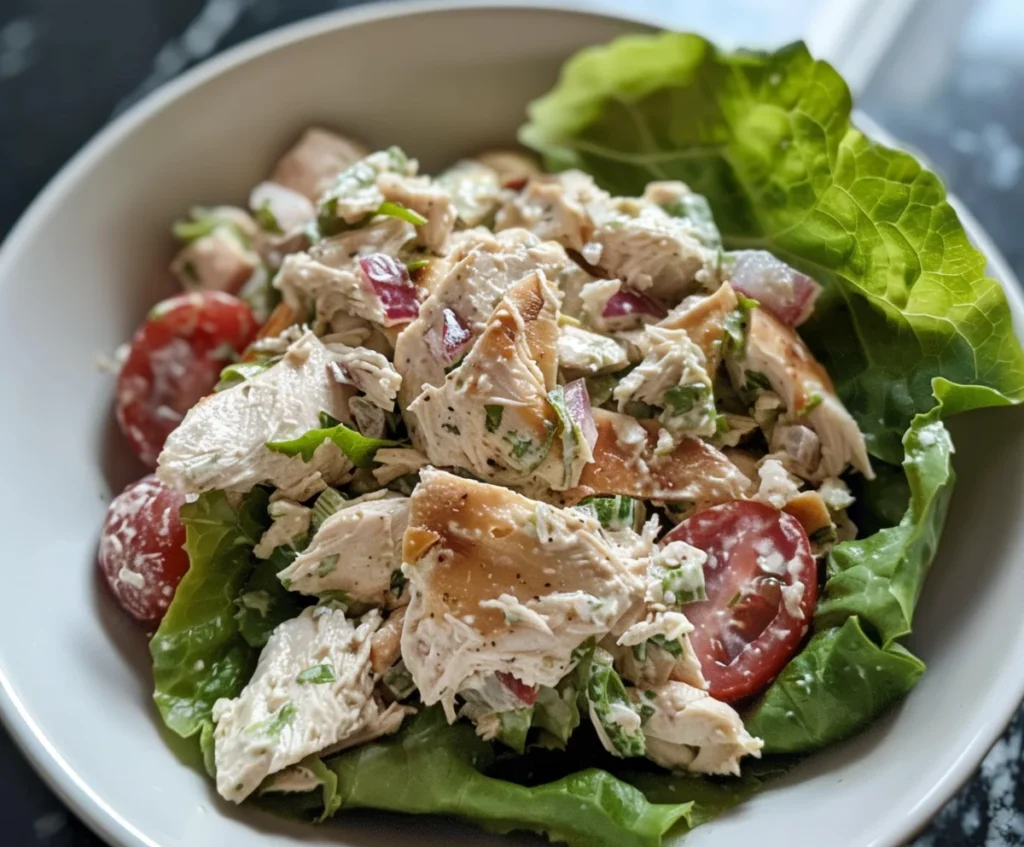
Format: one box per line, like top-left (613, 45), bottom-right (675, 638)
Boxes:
top-left (1, 1), bottom-right (1022, 845)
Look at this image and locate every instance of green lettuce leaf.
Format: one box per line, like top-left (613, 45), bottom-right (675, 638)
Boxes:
top-left (150, 489), bottom-right (269, 740)
top-left (521, 32), bottom-right (1024, 464)
top-left (327, 708), bottom-right (690, 847)
top-left (744, 616), bottom-right (924, 753)
top-left (266, 420), bottom-right (400, 468)
top-left (520, 29), bottom-right (1024, 759)
top-left (815, 410), bottom-right (955, 645)
top-left (235, 543), bottom-right (313, 649)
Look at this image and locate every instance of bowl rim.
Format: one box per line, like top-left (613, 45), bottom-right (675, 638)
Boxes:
top-left (1, 3), bottom-right (1022, 847)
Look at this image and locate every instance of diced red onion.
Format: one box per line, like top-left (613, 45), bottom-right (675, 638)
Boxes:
top-left (602, 288), bottom-right (666, 320)
top-left (564, 378), bottom-right (598, 450)
top-left (358, 253), bottom-right (420, 326)
top-left (427, 307), bottom-right (472, 365)
top-left (728, 250), bottom-right (822, 326)
top-left (497, 671), bottom-right (539, 705)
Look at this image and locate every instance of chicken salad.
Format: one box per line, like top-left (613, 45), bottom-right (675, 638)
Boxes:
top-left (96, 32), bottom-right (1024, 847)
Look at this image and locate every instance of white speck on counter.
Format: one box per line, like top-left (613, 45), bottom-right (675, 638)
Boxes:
top-left (33, 810), bottom-right (67, 840)
top-left (910, 713), bottom-right (1024, 846)
top-left (0, 18), bottom-right (38, 82)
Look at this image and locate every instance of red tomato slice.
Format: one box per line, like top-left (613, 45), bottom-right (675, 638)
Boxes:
top-left (497, 671), bottom-right (540, 706)
top-left (115, 292), bottom-right (258, 466)
top-left (664, 500), bottom-right (817, 702)
top-left (97, 475), bottom-right (190, 625)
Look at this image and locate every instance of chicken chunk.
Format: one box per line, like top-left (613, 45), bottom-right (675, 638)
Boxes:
top-left (409, 272), bottom-right (583, 490)
top-left (317, 148), bottom-right (456, 252)
top-left (629, 681), bottom-right (762, 776)
top-left (612, 325), bottom-right (717, 440)
top-left (171, 211), bottom-right (261, 294)
top-left (559, 409), bottom-right (753, 507)
top-left (253, 499), bottom-right (312, 559)
top-left (556, 324), bottom-right (629, 377)
top-left (157, 331), bottom-right (355, 499)
top-left (740, 309), bottom-right (873, 478)
top-left (658, 282), bottom-right (739, 373)
top-left (277, 491), bottom-right (409, 606)
top-left (271, 127), bottom-right (369, 201)
top-left (475, 150), bottom-right (540, 188)
top-left (435, 159), bottom-right (503, 227)
top-left (370, 606), bottom-right (407, 674)
top-left (322, 342), bottom-right (401, 410)
top-left (401, 469), bottom-right (644, 719)
top-left (275, 217), bottom-right (416, 334)
top-left (593, 198), bottom-right (716, 304)
top-left (371, 447), bottom-right (429, 485)
top-left (394, 227), bottom-right (568, 416)
top-left (496, 172), bottom-right (716, 304)
top-left (496, 170), bottom-right (602, 250)
top-left (211, 607), bottom-right (405, 802)
top-left (376, 171), bottom-right (457, 253)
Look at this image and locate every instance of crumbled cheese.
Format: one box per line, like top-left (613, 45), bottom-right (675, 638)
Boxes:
top-left (118, 567), bottom-right (146, 590)
top-left (756, 458), bottom-right (801, 509)
top-left (818, 477), bottom-right (855, 511)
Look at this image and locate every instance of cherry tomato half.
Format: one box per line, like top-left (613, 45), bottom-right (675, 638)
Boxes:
top-left (664, 500), bottom-right (817, 702)
top-left (115, 291), bottom-right (257, 466)
top-left (98, 475), bottom-right (190, 625)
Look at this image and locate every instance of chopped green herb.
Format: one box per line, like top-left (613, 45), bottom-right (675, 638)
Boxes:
top-left (723, 296), bottom-right (758, 358)
top-left (317, 590), bottom-right (352, 607)
top-left (255, 200), bottom-right (283, 234)
top-left (663, 383), bottom-right (708, 416)
top-left (173, 217), bottom-right (221, 243)
top-left (800, 393), bottom-right (824, 415)
top-left (406, 258), bottom-right (430, 272)
top-left (181, 259), bottom-right (200, 283)
top-left (649, 635), bottom-right (684, 657)
top-left (576, 495), bottom-right (643, 532)
top-left (390, 568), bottom-right (407, 599)
top-left (382, 660), bottom-right (416, 700)
top-left (311, 488), bottom-right (347, 531)
top-left (509, 435), bottom-right (534, 460)
top-left (315, 554), bottom-right (340, 579)
top-left (215, 358), bottom-right (278, 392)
top-left (377, 200), bottom-right (428, 227)
top-left (484, 404), bottom-right (504, 433)
top-left (246, 702), bottom-right (297, 737)
top-left (745, 370), bottom-right (772, 392)
top-left (585, 660), bottom-right (646, 758)
top-left (297, 664), bottom-right (336, 685)
top-left (584, 372), bottom-right (618, 407)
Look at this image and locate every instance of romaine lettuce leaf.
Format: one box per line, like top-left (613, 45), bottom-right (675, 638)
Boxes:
top-left (744, 616), bottom-right (924, 753)
top-left (520, 30), bottom-right (1024, 758)
top-left (326, 708), bottom-right (691, 847)
top-left (521, 32), bottom-right (1024, 464)
top-left (815, 410), bottom-right (954, 645)
top-left (150, 489), bottom-right (269, 740)
top-left (235, 542), bottom-right (313, 649)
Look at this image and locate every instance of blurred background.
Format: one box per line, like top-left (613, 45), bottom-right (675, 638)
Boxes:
top-left (1, 0), bottom-right (1023, 844)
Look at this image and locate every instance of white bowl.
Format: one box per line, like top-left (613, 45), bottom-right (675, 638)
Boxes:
top-left (1, 3), bottom-right (1023, 847)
